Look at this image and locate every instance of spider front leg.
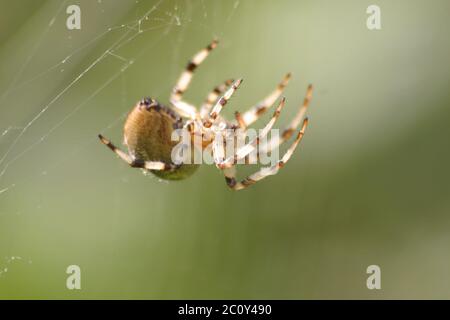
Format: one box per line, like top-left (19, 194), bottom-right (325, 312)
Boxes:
top-left (218, 118), bottom-right (309, 190)
top-left (98, 135), bottom-right (179, 171)
top-left (203, 78), bottom-right (243, 128)
top-left (200, 78), bottom-right (234, 118)
top-left (215, 97), bottom-right (286, 169)
top-left (259, 84), bottom-right (313, 154)
top-left (237, 73), bottom-right (291, 127)
top-left (170, 39), bottom-right (218, 119)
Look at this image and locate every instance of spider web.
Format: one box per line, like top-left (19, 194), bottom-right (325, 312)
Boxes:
top-left (0, 0), bottom-right (242, 278)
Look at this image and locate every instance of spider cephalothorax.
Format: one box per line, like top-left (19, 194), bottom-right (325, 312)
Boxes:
top-left (99, 39), bottom-right (313, 190)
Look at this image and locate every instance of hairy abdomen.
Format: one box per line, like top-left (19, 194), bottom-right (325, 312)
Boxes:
top-left (123, 103), bottom-right (198, 180)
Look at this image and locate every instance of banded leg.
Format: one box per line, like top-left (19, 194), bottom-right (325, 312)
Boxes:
top-left (98, 135), bottom-right (178, 171)
top-left (216, 97), bottom-right (286, 169)
top-left (234, 111), bottom-right (247, 130)
top-left (203, 79), bottom-right (243, 128)
top-left (238, 73), bottom-right (291, 127)
top-left (171, 39), bottom-right (218, 101)
top-left (200, 78), bottom-right (234, 118)
top-left (170, 99), bottom-right (198, 120)
top-left (170, 39), bottom-right (218, 118)
top-left (259, 84), bottom-right (313, 154)
top-left (222, 118), bottom-right (309, 190)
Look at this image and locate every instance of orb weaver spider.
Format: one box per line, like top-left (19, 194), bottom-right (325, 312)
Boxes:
top-left (98, 39), bottom-right (312, 190)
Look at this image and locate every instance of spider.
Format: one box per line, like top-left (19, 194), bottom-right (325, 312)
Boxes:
top-left (98, 39), bottom-right (313, 190)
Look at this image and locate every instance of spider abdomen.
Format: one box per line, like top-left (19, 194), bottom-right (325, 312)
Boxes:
top-left (123, 98), bottom-right (198, 180)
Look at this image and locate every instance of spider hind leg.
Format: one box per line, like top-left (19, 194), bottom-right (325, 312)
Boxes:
top-left (98, 134), bottom-right (178, 171)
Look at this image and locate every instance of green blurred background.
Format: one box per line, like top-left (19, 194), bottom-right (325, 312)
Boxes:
top-left (0, 0), bottom-right (449, 299)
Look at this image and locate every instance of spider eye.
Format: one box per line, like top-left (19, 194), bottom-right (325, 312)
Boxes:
top-left (139, 97), bottom-right (159, 110)
top-left (141, 97), bottom-right (152, 106)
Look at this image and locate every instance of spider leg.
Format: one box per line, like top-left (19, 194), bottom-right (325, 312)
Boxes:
top-left (216, 97), bottom-right (286, 169)
top-left (234, 111), bottom-right (247, 130)
top-left (200, 78), bottom-right (234, 118)
top-left (98, 135), bottom-right (178, 171)
top-left (203, 79), bottom-right (243, 128)
top-left (259, 84), bottom-right (313, 154)
top-left (170, 39), bottom-right (218, 119)
top-left (221, 118), bottom-right (309, 190)
top-left (170, 99), bottom-right (199, 120)
top-left (238, 73), bottom-right (291, 127)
